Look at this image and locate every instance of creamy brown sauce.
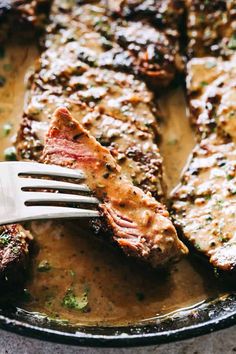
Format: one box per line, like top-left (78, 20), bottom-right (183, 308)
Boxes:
top-left (0, 44), bottom-right (227, 326)
top-left (159, 88), bottom-right (196, 193)
top-left (0, 43), bottom-right (38, 160)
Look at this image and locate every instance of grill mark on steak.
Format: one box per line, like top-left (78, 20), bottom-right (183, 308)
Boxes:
top-left (42, 107), bottom-right (188, 268)
top-left (44, 0), bottom-right (184, 89)
top-left (0, 224), bottom-right (33, 286)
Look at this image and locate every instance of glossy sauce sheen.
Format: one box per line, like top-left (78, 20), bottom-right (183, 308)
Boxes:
top-left (0, 44), bottom-right (226, 326)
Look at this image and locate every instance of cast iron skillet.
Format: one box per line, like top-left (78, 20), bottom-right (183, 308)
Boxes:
top-left (0, 293), bottom-right (236, 347)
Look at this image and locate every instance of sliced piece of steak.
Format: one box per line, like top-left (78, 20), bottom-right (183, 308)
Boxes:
top-left (0, 224), bottom-right (32, 286)
top-left (172, 136), bottom-right (236, 272)
top-left (42, 107), bottom-right (188, 268)
top-left (16, 52), bottom-right (165, 199)
top-left (44, 0), bottom-right (184, 88)
top-left (187, 55), bottom-right (236, 141)
top-left (186, 0), bottom-right (236, 59)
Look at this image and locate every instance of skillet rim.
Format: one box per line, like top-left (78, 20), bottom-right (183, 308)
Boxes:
top-left (0, 305), bottom-right (236, 347)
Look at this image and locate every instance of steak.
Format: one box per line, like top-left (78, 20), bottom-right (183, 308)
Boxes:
top-left (0, 224), bottom-right (32, 286)
top-left (172, 5), bottom-right (236, 273)
top-left (43, 0), bottom-right (184, 89)
top-left (172, 136), bottom-right (236, 272)
top-left (187, 54), bottom-right (236, 140)
top-left (42, 107), bottom-right (188, 268)
top-left (186, 0), bottom-right (236, 59)
top-left (16, 5), bottom-right (168, 200)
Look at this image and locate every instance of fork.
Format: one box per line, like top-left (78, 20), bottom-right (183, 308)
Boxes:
top-left (0, 161), bottom-right (100, 226)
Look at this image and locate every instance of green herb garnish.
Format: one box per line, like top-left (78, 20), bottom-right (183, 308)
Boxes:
top-left (2, 123), bottom-right (12, 136)
top-left (4, 146), bottom-right (17, 161)
top-left (200, 81), bottom-right (208, 87)
top-left (62, 288), bottom-right (88, 311)
top-left (38, 260), bottom-right (51, 272)
top-left (228, 34), bottom-right (236, 50)
top-left (0, 232), bottom-right (11, 246)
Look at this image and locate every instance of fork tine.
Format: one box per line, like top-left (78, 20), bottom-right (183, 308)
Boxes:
top-left (20, 177), bottom-right (90, 192)
top-left (0, 206), bottom-right (100, 225)
top-left (16, 162), bottom-right (85, 179)
top-left (24, 192), bottom-right (99, 204)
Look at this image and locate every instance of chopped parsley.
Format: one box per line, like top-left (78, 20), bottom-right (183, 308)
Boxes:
top-left (4, 146), bottom-right (17, 161)
top-left (62, 288), bottom-right (88, 311)
top-left (195, 243), bottom-right (202, 251)
top-left (226, 174), bottom-right (234, 181)
top-left (37, 260), bottom-right (51, 272)
top-left (200, 81), bottom-right (208, 87)
top-left (2, 123), bottom-right (12, 136)
top-left (0, 232), bottom-right (11, 246)
top-left (228, 34), bottom-right (236, 50)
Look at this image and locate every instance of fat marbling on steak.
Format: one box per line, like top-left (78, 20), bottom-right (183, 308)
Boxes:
top-left (42, 108), bottom-right (188, 268)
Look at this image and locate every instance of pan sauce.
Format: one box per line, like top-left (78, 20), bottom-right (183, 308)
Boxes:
top-left (0, 44), bottom-right (227, 326)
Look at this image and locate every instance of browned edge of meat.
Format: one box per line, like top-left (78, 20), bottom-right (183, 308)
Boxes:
top-left (0, 224), bottom-right (33, 288)
top-left (42, 107), bottom-right (188, 269)
top-left (0, 0), bottom-right (52, 43)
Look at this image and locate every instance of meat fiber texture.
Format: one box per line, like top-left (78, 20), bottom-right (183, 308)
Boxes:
top-left (42, 107), bottom-right (188, 268)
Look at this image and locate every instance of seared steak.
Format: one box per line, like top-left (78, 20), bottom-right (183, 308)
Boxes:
top-left (172, 136), bottom-right (236, 272)
top-left (16, 2), bottom-right (168, 200)
top-left (16, 0), bottom-right (186, 199)
top-left (187, 55), bottom-right (236, 140)
top-left (0, 224), bottom-right (32, 286)
top-left (42, 0), bottom-right (184, 89)
top-left (42, 108), bottom-right (187, 268)
top-left (186, 0), bottom-right (236, 58)
top-left (172, 4), bottom-right (236, 273)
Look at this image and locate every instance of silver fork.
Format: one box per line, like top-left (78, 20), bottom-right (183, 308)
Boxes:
top-left (0, 162), bottom-right (100, 225)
